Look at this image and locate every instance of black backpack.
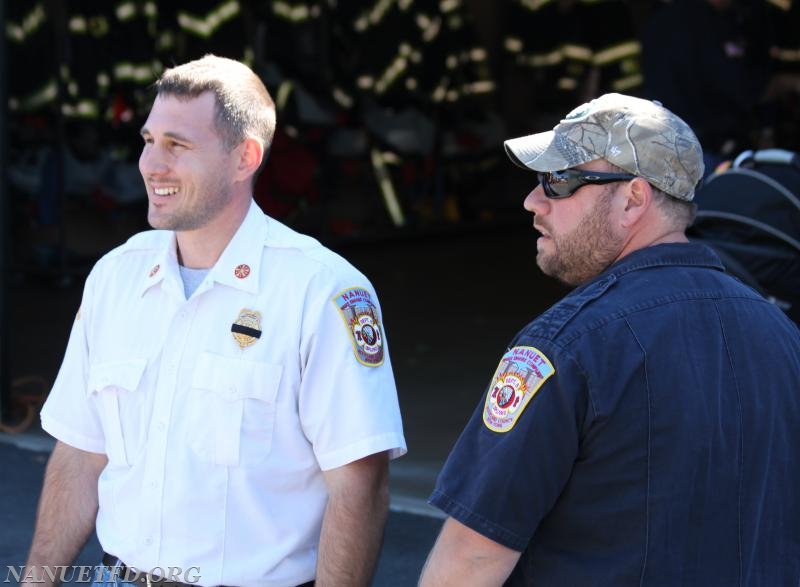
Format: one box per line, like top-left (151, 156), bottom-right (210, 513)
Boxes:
top-left (689, 149), bottom-right (800, 325)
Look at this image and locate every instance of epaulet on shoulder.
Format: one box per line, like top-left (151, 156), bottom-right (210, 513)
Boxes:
top-left (265, 217), bottom-right (367, 283)
top-left (265, 216), bottom-right (331, 260)
top-left (529, 275), bottom-right (617, 340)
top-left (265, 216), bottom-right (321, 250)
top-left (104, 230), bottom-right (171, 259)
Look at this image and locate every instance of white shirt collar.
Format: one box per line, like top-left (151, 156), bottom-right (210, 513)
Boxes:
top-left (138, 200), bottom-right (268, 298)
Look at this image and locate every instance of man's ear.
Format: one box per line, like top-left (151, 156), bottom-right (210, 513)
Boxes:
top-left (620, 177), bottom-right (653, 227)
top-left (235, 137), bottom-right (264, 183)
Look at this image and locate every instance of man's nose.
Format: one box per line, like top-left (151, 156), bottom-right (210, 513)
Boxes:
top-left (523, 184), bottom-right (548, 214)
top-left (139, 145), bottom-right (168, 177)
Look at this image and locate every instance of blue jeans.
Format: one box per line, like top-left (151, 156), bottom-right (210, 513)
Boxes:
top-left (89, 562), bottom-right (314, 587)
top-left (91, 564), bottom-right (130, 587)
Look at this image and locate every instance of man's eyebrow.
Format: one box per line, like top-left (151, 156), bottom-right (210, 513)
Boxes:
top-left (139, 127), bottom-right (192, 143)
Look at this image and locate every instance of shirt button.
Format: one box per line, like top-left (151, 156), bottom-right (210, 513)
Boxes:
top-left (144, 537), bottom-right (153, 546)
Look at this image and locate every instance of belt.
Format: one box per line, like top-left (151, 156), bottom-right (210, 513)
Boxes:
top-left (102, 553), bottom-right (314, 587)
top-left (102, 553), bottom-right (202, 587)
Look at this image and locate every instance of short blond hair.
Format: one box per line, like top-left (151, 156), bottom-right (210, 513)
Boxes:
top-left (155, 54), bottom-right (276, 157)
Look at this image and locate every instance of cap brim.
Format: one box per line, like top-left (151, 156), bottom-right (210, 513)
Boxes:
top-left (504, 130), bottom-right (598, 172)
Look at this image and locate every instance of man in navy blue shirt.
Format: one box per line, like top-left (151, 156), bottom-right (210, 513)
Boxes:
top-left (419, 93), bottom-right (800, 586)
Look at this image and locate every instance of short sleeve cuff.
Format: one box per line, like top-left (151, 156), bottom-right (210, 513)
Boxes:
top-left (315, 433), bottom-right (407, 471)
top-left (41, 413), bottom-right (106, 454)
top-left (428, 488), bottom-right (528, 551)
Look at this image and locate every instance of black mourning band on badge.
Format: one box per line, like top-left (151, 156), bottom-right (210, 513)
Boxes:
top-left (230, 324), bottom-right (262, 338)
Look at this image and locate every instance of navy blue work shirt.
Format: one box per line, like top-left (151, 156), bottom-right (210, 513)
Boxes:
top-left (430, 242), bottom-right (800, 586)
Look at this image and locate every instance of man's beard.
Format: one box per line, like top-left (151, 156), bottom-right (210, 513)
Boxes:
top-left (148, 179), bottom-right (234, 232)
top-left (537, 193), bottom-right (623, 286)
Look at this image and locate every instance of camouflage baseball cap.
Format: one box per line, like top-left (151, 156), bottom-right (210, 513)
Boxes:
top-left (504, 93), bottom-right (705, 201)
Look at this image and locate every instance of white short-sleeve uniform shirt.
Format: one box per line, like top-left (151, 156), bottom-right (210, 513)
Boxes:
top-left (41, 201), bottom-right (407, 587)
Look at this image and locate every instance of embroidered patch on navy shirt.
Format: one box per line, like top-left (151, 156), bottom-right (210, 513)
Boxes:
top-left (334, 287), bottom-right (384, 367)
top-left (483, 346), bottom-right (555, 433)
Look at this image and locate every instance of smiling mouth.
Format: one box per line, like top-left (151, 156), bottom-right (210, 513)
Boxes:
top-left (152, 186), bottom-right (180, 196)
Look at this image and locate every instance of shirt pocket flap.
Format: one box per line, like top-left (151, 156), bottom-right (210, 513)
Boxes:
top-left (191, 352), bottom-right (282, 403)
top-left (87, 359), bottom-right (147, 395)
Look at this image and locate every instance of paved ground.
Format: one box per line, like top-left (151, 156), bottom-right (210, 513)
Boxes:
top-left (1, 198), bottom-right (568, 585)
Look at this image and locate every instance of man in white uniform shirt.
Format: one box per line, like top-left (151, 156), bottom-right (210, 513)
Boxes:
top-left (23, 54), bottom-right (406, 587)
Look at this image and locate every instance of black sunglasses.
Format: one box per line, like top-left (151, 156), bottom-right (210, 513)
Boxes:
top-left (537, 169), bottom-right (638, 199)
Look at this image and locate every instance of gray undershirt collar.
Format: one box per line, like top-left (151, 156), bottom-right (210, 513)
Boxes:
top-left (179, 265), bottom-right (210, 299)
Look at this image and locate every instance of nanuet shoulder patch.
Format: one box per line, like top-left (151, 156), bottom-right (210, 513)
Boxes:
top-left (483, 346), bottom-right (555, 433)
top-left (334, 287), bottom-right (385, 367)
